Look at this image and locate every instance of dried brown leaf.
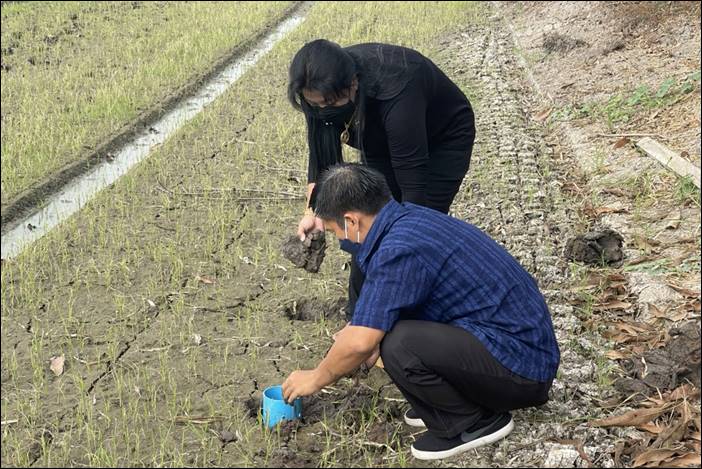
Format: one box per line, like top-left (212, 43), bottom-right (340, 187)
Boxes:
top-left (668, 384), bottom-right (700, 401)
top-left (637, 422), bottom-right (665, 435)
top-left (606, 349), bottom-right (632, 360)
top-left (590, 404), bottom-right (673, 428)
top-left (632, 449), bottom-right (678, 467)
top-left (195, 275), bottom-right (215, 285)
top-left (607, 273), bottom-right (628, 282)
top-left (604, 321), bottom-right (654, 344)
top-left (667, 284), bottom-right (700, 298)
top-left (652, 418), bottom-right (688, 449)
top-left (685, 299), bottom-right (701, 313)
top-left (648, 304), bottom-right (668, 318)
top-left (662, 453), bottom-right (702, 468)
top-left (613, 137), bottom-right (631, 149)
top-left (534, 107), bottom-right (553, 121)
top-left (670, 309), bottom-right (693, 322)
top-left (552, 439), bottom-right (593, 467)
top-left (594, 300), bottom-right (633, 311)
top-left (50, 355), bottom-right (65, 376)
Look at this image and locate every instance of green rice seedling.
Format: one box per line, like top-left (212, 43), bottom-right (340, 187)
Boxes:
top-left (1, 1), bottom-right (295, 204)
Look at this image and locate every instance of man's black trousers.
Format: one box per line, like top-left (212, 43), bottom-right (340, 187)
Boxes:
top-left (380, 320), bottom-right (553, 437)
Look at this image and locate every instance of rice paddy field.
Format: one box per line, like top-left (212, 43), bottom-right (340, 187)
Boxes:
top-left (2, 1), bottom-right (700, 468)
top-left (1, 0), bottom-right (294, 209)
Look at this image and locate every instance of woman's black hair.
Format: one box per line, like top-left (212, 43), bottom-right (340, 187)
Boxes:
top-left (288, 39), bottom-right (356, 110)
top-left (288, 39), bottom-right (367, 184)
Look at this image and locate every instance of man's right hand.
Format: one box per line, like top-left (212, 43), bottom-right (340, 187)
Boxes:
top-left (332, 322), bottom-right (351, 342)
top-left (297, 214), bottom-right (324, 241)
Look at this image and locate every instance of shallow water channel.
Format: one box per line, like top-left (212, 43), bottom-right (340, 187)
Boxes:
top-left (1, 5), bottom-right (309, 259)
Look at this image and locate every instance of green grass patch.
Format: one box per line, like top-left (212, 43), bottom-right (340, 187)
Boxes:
top-left (674, 176), bottom-right (701, 207)
top-left (0, 1), bottom-right (294, 204)
top-left (551, 71), bottom-right (701, 129)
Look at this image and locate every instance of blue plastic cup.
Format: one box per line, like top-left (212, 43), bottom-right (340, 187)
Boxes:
top-left (262, 385), bottom-right (302, 428)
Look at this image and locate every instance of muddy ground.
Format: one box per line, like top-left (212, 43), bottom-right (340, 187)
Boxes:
top-left (1, 2), bottom-right (700, 467)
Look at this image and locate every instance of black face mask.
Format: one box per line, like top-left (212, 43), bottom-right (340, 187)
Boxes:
top-left (303, 96), bottom-right (358, 183)
top-left (314, 100), bottom-right (356, 127)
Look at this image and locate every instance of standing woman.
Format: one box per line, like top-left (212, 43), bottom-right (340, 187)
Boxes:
top-left (289, 39), bottom-right (475, 320)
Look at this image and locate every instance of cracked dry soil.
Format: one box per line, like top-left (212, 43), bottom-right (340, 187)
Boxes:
top-left (1, 17), bottom-right (619, 469)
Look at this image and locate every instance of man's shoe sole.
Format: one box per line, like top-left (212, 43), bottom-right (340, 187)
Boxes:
top-left (410, 417), bottom-right (514, 460)
top-left (404, 414), bottom-right (426, 428)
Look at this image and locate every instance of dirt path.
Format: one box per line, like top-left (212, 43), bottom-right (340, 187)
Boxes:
top-left (434, 18), bottom-right (617, 468)
top-left (447, 3), bottom-right (700, 467)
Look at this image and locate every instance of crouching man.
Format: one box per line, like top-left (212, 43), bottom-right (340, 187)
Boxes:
top-left (282, 163), bottom-right (560, 460)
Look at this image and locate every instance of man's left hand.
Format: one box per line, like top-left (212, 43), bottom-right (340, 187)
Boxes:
top-left (363, 345), bottom-right (380, 369)
top-left (282, 369), bottom-right (323, 404)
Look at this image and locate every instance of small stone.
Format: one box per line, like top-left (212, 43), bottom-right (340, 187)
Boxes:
top-left (543, 443), bottom-right (583, 467)
top-left (219, 430), bottom-right (237, 444)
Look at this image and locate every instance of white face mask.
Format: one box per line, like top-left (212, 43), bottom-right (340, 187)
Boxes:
top-left (340, 219), bottom-right (362, 256)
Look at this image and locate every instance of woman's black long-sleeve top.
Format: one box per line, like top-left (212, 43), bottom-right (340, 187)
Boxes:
top-left (305, 43), bottom-right (475, 206)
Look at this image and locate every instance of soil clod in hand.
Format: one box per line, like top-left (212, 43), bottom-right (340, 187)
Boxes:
top-left (564, 228), bottom-right (624, 265)
top-left (281, 231), bottom-right (326, 273)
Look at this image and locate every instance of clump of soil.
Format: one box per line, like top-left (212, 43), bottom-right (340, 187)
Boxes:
top-left (366, 421), bottom-right (397, 445)
top-left (244, 393), bottom-right (261, 420)
top-left (302, 384), bottom-right (378, 425)
top-left (276, 419), bottom-right (301, 434)
top-left (542, 32), bottom-right (588, 53)
top-left (564, 228), bottom-right (624, 265)
top-left (283, 297), bottom-right (346, 322)
top-left (281, 231), bottom-right (326, 273)
top-left (615, 320), bottom-right (701, 397)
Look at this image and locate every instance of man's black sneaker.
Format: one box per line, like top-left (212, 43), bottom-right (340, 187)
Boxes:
top-left (404, 408), bottom-right (426, 427)
top-left (411, 413), bottom-right (514, 460)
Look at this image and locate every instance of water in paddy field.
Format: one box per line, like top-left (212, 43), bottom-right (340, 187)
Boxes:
top-left (0, 5), bottom-right (309, 260)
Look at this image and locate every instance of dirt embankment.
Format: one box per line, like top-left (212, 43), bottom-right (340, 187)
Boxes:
top-left (497, 2), bottom-right (701, 467)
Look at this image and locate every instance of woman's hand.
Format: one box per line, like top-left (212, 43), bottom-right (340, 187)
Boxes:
top-left (297, 214), bottom-right (324, 241)
top-left (282, 369), bottom-right (324, 403)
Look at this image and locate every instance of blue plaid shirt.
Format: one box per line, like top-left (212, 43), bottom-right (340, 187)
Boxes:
top-left (350, 199), bottom-right (560, 382)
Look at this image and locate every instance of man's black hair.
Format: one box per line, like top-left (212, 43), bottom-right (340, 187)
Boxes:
top-left (310, 163), bottom-right (392, 226)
